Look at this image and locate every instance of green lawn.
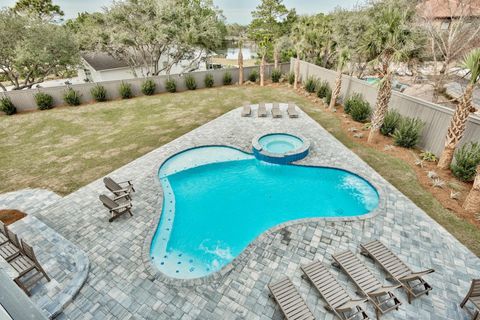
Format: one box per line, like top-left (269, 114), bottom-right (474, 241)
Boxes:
top-left (1, 84), bottom-right (479, 255)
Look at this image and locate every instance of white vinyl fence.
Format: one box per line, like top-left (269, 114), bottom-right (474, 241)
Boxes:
top-left (2, 63), bottom-right (290, 113)
top-left (292, 59), bottom-right (480, 156)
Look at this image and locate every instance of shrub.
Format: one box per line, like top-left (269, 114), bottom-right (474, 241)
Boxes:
top-left (304, 77), bottom-right (317, 93)
top-left (0, 97), bottom-right (16, 115)
top-left (349, 98), bottom-right (372, 123)
top-left (344, 93), bottom-right (363, 114)
top-left (185, 75), bottom-right (197, 90)
top-left (287, 72), bottom-right (295, 85)
top-left (248, 70), bottom-right (259, 82)
top-left (392, 117), bottom-right (424, 148)
top-left (316, 81), bottom-right (330, 99)
top-left (271, 69), bottom-right (282, 83)
top-left (380, 110), bottom-right (402, 136)
top-left (451, 142), bottom-right (480, 182)
top-left (223, 72), bottom-right (232, 85)
top-left (325, 87), bottom-right (332, 105)
top-left (119, 82), bottom-right (133, 99)
top-left (90, 85), bottom-right (107, 102)
top-left (420, 151), bottom-right (438, 162)
top-left (165, 79), bottom-right (177, 93)
top-left (34, 92), bottom-right (54, 110)
top-left (141, 79), bottom-right (156, 96)
top-left (63, 88), bottom-right (81, 106)
top-left (204, 73), bottom-right (214, 88)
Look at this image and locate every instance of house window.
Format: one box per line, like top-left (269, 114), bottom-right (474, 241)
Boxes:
top-left (441, 20), bottom-right (450, 30)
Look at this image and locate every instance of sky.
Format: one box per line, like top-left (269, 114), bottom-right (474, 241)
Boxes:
top-left (0, 0), bottom-right (361, 23)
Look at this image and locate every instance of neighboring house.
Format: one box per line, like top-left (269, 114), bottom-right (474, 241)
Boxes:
top-left (417, 0), bottom-right (480, 30)
top-left (78, 52), bottom-right (208, 83)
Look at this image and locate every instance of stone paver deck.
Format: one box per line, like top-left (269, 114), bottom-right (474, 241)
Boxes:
top-left (6, 104), bottom-right (480, 319)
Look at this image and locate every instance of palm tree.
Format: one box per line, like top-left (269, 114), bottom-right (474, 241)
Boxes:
top-left (238, 39), bottom-right (244, 85)
top-left (329, 48), bottom-right (350, 111)
top-left (290, 22), bottom-right (307, 90)
top-left (438, 48), bottom-right (480, 169)
top-left (258, 36), bottom-right (272, 87)
top-left (464, 165), bottom-right (480, 213)
top-left (361, 1), bottom-right (420, 143)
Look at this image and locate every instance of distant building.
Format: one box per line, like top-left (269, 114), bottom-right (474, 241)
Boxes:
top-left (417, 0), bottom-right (480, 30)
top-left (78, 52), bottom-right (207, 83)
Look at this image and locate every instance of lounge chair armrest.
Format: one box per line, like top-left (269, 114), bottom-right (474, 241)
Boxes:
top-left (113, 193), bottom-right (131, 201)
top-left (111, 203), bottom-right (132, 211)
top-left (399, 269), bottom-right (435, 281)
top-left (112, 187), bottom-right (131, 194)
top-left (368, 285), bottom-right (402, 297)
top-left (336, 298), bottom-right (368, 312)
top-left (117, 180), bottom-right (133, 186)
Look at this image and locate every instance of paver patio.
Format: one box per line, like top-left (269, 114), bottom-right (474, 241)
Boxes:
top-left (2, 104), bottom-right (480, 319)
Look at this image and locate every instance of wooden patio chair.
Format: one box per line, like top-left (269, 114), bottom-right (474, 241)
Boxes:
top-left (287, 102), bottom-right (299, 118)
top-left (241, 103), bottom-right (251, 117)
top-left (0, 226), bottom-right (21, 262)
top-left (99, 194), bottom-right (133, 222)
top-left (332, 250), bottom-right (402, 320)
top-left (0, 220), bottom-right (9, 245)
top-left (272, 103), bottom-right (282, 118)
top-left (258, 102), bottom-right (267, 117)
top-left (460, 279), bottom-right (480, 320)
top-left (103, 177), bottom-right (135, 200)
top-left (10, 239), bottom-right (50, 296)
top-left (360, 240), bottom-right (434, 303)
top-left (268, 277), bottom-right (315, 320)
top-left (301, 260), bottom-right (370, 320)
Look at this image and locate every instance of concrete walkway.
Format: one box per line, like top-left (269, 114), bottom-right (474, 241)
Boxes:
top-left (5, 105), bottom-right (480, 319)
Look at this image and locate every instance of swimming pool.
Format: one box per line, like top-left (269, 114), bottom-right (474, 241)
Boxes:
top-left (150, 146), bottom-right (379, 279)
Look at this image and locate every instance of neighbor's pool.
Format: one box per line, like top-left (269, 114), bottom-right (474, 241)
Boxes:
top-left (150, 146), bottom-right (379, 279)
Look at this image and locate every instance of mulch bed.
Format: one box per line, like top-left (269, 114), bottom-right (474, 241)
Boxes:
top-left (0, 209), bottom-right (26, 225)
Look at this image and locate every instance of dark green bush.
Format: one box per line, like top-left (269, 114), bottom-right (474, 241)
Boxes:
top-left (325, 87), bottom-right (332, 105)
top-left (287, 72), bottom-right (295, 85)
top-left (119, 82), bottom-right (133, 99)
top-left (316, 81), bottom-right (330, 99)
top-left (223, 72), bottom-right (232, 85)
top-left (63, 88), bottom-right (81, 106)
top-left (344, 93), bottom-right (363, 114)
top-left (90, 85), bottom-right (107, 102)
top-left (34, 92), bottom-right (54, 110)
top-left (271, 69), bottom-right (282, 83)
top-left (392, 117), bottom-right (424, 148)
top-left (380, 110), bottom-right (402, 136)
top-left (304, 77), bottom-right (317, 93)
top-left (141, 79), bottom-right (156, 96)
top-left (451, 142), bottom-right (480, 182)
top-left (185, 75), bottom-right (197, 90)
top-left (165, 79), bottom-right (177, 93)
top-left (349, 97), bottom-right (372, 122)
top-left (248, 70), bottom-right (259, 82)
top-left (0, 97), bottom-right (16, 115)
top-left (204, 73), bottom-right (214, 88)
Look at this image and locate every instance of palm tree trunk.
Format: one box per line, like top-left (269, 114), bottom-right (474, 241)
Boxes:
top-left (463, 165), bottom-right (480, 213)
top-left (294, 58), bottom-right (300, 90)
top-left (260, 54), bottom-right (265, 87)
top-left (329, 68), bottom-right (342, 111)
top-left (438, 83), bottom-right (475, 169)
top-left (368, 72), bottom-right (393, 143)
top-left (238, 47), bottom-right (244, 85)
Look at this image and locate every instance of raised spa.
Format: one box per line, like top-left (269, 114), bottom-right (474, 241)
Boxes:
top-left (252, 133), bottom-right (310, 164)
top-left (150, 146), bottom-right (379, 280)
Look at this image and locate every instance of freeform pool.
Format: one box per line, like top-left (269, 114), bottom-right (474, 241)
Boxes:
top-left (150, 146), bottom-right (379, 279)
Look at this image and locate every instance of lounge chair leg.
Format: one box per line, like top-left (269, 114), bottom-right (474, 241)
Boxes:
top-left (473, 310), bottom-right (479, 320)
top-left (332, 262), bottom-right (340, 268)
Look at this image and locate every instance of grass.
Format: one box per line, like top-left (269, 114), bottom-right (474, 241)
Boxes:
top-left (1, 84), bottom-right (479, 255)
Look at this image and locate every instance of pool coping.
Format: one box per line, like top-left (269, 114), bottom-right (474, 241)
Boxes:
top-left (141, 138), bottom-right (387, 287)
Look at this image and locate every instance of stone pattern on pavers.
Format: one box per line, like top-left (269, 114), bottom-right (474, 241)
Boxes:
top-left (0, 188), bottom-right (61, 215)
top-left (24, 104), bottom-right (480, 319)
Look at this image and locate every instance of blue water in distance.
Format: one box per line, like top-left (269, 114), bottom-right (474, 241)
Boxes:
top-left (150, 146), bottom-right (379, 279)
top-left (259, 134), bottom-right (303, 154)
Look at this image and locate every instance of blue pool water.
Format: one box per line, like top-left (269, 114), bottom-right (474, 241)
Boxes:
top-left (259, 134), bottom-right (303, 154)
top-left (150, 146), bottom-right (379, 279)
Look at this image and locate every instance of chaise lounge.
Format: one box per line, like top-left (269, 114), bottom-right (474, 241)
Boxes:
top-left (241, 103), bottom-right (251, 117)
top-left (99, 194), bottom-right (133, 222)
top-left (268, 277), bottom-right (315, 320)
top-left (272, 103), bottom-right (282, 118)
top-left (301, 260), bottom-right (370, 320)
top-left (258, 102), bottom-right (267, 117)
top-left (287, 102), bottom-right (299, 118)
top-left (332, 250), bottom-right (402, 319)
top-left (460, 279), bottom-right (480, 320)
top-left (0, 221), bottom-right (9, 245)
top-left (0, 226), bottom-right (21, 262)
top-left (360, 240), bottom-right (434, 303)
top-left (103, 177), bottom-right (135, 200)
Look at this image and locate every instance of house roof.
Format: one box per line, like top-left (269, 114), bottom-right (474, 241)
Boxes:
top-left (417, 0), bottom-right (480, 19)
top-left (81, 52), bottom-right (129, 71)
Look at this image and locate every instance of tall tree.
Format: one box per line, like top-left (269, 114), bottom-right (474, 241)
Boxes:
top-left (418, 0), bottom-right (480, 102)
top-left (362, 0), bottom-right (424, 143)
top-left (328, 48), bottom-right (350, 111)
top-left (238, 39), bottom-right (244, 85)
top-left (290, 20), bottom-right (308, 89)
top-left (258, 37), bottom-right (272, 86)
top-left (14, 0), bottom-right (64, 21)
top-left (0, 10), bottom-right (79, 91)
top-left (438, 48), bottom-right (480, 169)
